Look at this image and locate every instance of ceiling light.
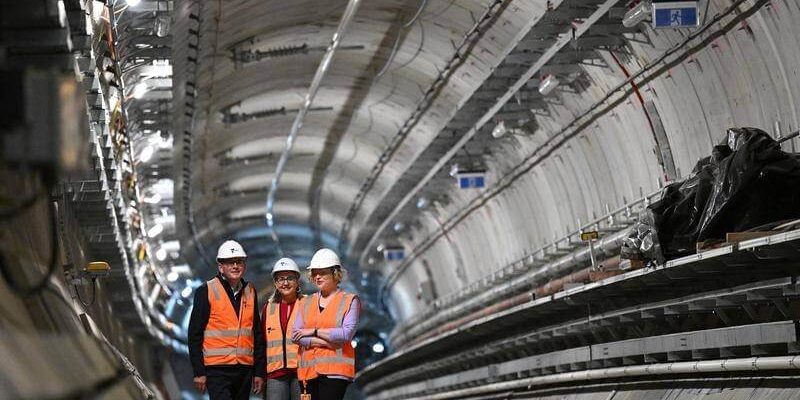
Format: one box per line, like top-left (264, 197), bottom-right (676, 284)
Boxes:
top-left (147, 223), bottom-right (164, 238)
top-left (622, 1), bottom-right (651, 28)
top-left (491, 120), bottom-right (507, 139)
top-left (372, 343), bottom-right (385, 353)
top-left (126, 0), bottom-right (141, 6)
top-left (131, 82), bottom-right (148, 99)
top-left (351, 340), bottom-right (358, 348)
top-left (416, 197), bottom-right (429, 209)
top-left (538, 74), bottom-right (560, 96)
top-left (138, 145), bottom-right (155, 163)
top-left (449, 163), bottom-right (459, 177)
top-left (181, 286), bottom-right (192, 298)
top-left (167, 271), bottom-right (179, 282)
top-left (156, 247), bottom-right (167, 261)
top-left (393, 222), bottom-right (405, 232)
top-left (143, 193), bottom-right (161, 204)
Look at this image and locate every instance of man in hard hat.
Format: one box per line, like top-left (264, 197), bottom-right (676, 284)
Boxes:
top-left (292, 248), bottom-right (360, 400)
top-left (188, 240), bottom-right (265, 399)
top-left (263, 257), bottom-right (304, 400)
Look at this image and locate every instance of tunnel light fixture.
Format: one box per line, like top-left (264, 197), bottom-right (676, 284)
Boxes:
top-left (156, 247), bottom-right (168, 261)
top-left (138, 145), bottom-right (155, 163)
top-left (416, 197), bottom-right (429, 210)
top-left (372, 343), bottom-right (385, 353)
top-left (538, 74), bottom-right (560, 96)
top-left (126, 0), bottom-right (142, 7)
top-left (449, 163), bottom-right (459, 178)
top-left (181, 286), bottom-right (192, 298)
top-left (393, 222), bottom-right (405, 232)
top-left (143, 193), bottom-right (162, 204)
top-left (491, 120), bottom-right (507, 139)
top-left (147, 223), bottom-right (164, 238)
top-left (266, 212), bottom-right (274, 227)
top-left (131, 82), bottom-right (148, 99)
top-left (622, 1), bottom-right (651, 28)
top-left (167, 271), bottom-right (179, 282)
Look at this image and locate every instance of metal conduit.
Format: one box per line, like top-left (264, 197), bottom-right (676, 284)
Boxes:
top-left (399, 355), bottom-right (800, 400)
top-left (390, 227), bottom-right (631, 349)
top-left (264, 0), bottom-right (363, 249)
top-left (359, 0), bottom-right (623, 268)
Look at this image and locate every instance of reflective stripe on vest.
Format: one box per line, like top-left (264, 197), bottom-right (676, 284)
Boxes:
top-left (202, 279), bottom-right (255, 366)
top-left (205, 329), bottom-right (253, 338)
top-left (203, 347), bottom-right (254, 357)
top-left (264, 297), bottom-right (302, 373)
top-left (297, 291), bottom-right (357, 381)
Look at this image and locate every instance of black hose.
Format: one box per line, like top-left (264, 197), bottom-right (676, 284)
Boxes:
top-left (75, 278), bottom-right (98, 308)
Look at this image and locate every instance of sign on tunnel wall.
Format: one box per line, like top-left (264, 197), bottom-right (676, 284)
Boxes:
top-left (457, 172), bottom-right (486, 189)
top-left (653, 1), bottom-right (700, 28)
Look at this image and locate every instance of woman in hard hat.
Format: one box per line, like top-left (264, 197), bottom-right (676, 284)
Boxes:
top-left (263, 258), bottom-right (304, 400)
top-left (291, 248), bottom-right (360, 400)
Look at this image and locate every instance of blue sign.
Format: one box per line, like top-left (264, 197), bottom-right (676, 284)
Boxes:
top-left (457, 172), bottom-right (486, 189)
top-left (383, 248), bottom-right (405, 261)
top-left (653, 1), bottom-right (699, 28)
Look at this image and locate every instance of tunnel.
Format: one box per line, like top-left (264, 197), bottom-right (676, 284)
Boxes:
top-left (2, 0), bottom-right (800, 399)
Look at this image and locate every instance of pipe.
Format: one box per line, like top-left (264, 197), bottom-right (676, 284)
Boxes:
top-left (398, 356), bottom-right (800, 400)
top-left (264, 0), bottom-right (363, 250)
top-left (391, 227), bottom-right (631, 349)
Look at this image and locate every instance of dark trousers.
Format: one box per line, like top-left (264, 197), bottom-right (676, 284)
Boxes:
top-left (306, 376), bottom-right (350, 400)
top-left (206, 366), bottom-right (253, 400)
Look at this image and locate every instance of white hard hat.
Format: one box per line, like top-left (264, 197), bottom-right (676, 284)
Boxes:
top-left (216, 240), bottom-right (247, 260)
top-left (308, 248), bottom-right (341, 270)
top-left (272, 257), bottom-right (300, 276)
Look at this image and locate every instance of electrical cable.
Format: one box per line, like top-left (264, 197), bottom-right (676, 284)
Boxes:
top-left (375, 0), bottom-right (429, 78)
top-left (74, 278), bottom-right (98, 308)
top-left (403, 0), bottom-right (429, 28)
top-left (0, 196), bottom-right (61, 298)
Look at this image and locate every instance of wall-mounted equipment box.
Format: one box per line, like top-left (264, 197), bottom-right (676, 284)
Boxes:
top-left (652, 1), bottom-right (699, 28)
top-left (84, 261), bottom-right (111, 278)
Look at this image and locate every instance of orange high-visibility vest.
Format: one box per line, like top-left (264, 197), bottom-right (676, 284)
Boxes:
top-left (297, 291), bottom-right (357, 381)
top-left (202, 278), bottom-right (255, 366)
top-left (264, 297), bottom-right (302, 373)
